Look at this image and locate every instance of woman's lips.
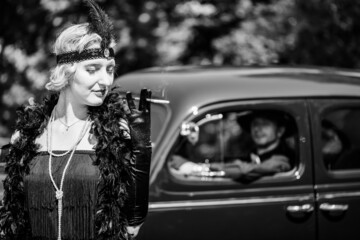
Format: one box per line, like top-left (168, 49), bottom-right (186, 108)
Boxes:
top-left (93, 89), bottom-right (106, 97)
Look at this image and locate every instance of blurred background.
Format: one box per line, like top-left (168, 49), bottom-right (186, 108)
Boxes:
top-left (1, 0), bottom-right (360, 144)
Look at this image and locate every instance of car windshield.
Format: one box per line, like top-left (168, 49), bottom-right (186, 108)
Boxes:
top-left (151, 103), bottom-right (170, 144)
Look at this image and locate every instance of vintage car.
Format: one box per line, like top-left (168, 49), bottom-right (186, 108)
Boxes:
top-left (114, 66), bottom-right (360, 240)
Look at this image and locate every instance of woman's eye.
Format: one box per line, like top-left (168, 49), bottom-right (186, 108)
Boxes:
top-left (107, 66), bottom-right (115, 74)
top-left (86, 67), bottom-right (97, 74)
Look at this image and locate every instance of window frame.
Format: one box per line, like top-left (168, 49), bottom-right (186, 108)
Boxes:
top-left (163, 98), bottom-right (310, 192)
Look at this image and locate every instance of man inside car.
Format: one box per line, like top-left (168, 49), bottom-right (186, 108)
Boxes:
top-left (171, 110), bottom-right (294, 181)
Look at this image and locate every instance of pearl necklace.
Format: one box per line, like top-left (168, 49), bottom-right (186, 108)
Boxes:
top-left (47, 112), bottom-right (89, 157)
top-left (47, 111), bottom-right (90, 240)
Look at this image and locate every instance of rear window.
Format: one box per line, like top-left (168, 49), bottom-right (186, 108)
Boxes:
top-left (322, 107), bottom-right (360, 171)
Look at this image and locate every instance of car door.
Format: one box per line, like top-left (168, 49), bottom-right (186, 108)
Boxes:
top-left (138, 99), bottom-right (316, 240)
top-left (309, 99), bottom-right (360, 240)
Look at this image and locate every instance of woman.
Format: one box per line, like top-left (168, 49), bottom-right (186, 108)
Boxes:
top-left (0, 1), bottom-right (152, 239)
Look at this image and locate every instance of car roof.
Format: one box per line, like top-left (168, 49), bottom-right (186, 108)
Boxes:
top-left (115, 66), bottom-right (360, 181)
top-left (114, 66), bottom-right (360, 114)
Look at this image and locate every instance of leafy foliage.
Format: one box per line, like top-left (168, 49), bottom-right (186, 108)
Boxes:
top-left (1, 0), bottom-right (360, 143)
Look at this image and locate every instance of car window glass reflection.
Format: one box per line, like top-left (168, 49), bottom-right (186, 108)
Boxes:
top-left (168, 109), bottom-right (298, 183)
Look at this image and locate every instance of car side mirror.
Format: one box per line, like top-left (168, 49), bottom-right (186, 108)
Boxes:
top-left (180, 114), bottom-right (223, 145)
top-left (180, 122), bottom-right (199, 136)
top-left (180, 122), bottom-right (199, 145)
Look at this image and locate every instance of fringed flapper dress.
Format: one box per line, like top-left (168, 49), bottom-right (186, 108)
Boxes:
top-left (24, 151), bottom-right (99, 240)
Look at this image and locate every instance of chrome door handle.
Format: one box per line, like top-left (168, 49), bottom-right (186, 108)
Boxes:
top-left (286, 204), bottom-right (314, 213)
top-left (319, 203), bottom-right (349, 212)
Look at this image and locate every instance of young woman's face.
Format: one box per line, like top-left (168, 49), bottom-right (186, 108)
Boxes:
top-left (70, 57), bottom-right (115, 106)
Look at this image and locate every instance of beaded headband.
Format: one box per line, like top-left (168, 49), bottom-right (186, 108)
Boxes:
top-left (57, 48), bottom-right (115, 64)
top-left (56, 0), bottom-right (115, 65)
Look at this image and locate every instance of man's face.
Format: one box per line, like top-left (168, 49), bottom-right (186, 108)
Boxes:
top-left (250, 117), bottom-right (284, 147)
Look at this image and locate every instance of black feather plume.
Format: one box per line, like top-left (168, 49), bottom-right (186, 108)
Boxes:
top-left (84, 0), bottom-right (114, 49)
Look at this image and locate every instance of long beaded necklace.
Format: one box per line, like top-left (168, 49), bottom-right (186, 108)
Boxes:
top-left (47, 110), bottom-right (90, 240)
top-left (47, 110), bottom-right (89, 157)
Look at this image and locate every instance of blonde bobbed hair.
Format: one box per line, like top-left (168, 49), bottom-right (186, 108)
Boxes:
top-left (46, 23), bottom-right (102, 91)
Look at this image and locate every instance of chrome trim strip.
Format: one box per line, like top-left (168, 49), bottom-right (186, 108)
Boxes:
top-left (158, 184), bottom-right (313, 197)
top-left (152, 66), bottom-right (360, 78)
top-left (158, 67), bottom-right (323, 76)
top-left (149, 194), bottom-right (314, 210)
top-left (335, 71), bottom-right (360, 78)
top-left (317, 191), bottom-right (360, 200)
top-left (234, 68), bottom-right (323, 76)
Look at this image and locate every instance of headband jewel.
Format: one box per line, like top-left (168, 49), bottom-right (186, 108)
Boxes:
top-left (56, 0), bottom-right (115, 65)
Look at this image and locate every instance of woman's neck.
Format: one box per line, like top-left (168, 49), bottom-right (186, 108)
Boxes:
top-left (54, 90), bottom-right (88, 124)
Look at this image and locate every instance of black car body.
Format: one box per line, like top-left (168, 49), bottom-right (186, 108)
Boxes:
top-left (114, 66), bottom-right (360, 240)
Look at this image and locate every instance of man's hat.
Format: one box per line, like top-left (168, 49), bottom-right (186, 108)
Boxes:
top-left (237, 110), bottom-right (295, 137)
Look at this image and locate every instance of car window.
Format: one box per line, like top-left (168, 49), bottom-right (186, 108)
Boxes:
top-left (322, 108), bottom-right (360, 171)
top-left (167, 109), bottom-right (298, 184)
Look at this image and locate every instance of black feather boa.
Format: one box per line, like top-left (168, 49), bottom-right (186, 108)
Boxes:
top-left (0, 88), bottom-right (134, 240)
